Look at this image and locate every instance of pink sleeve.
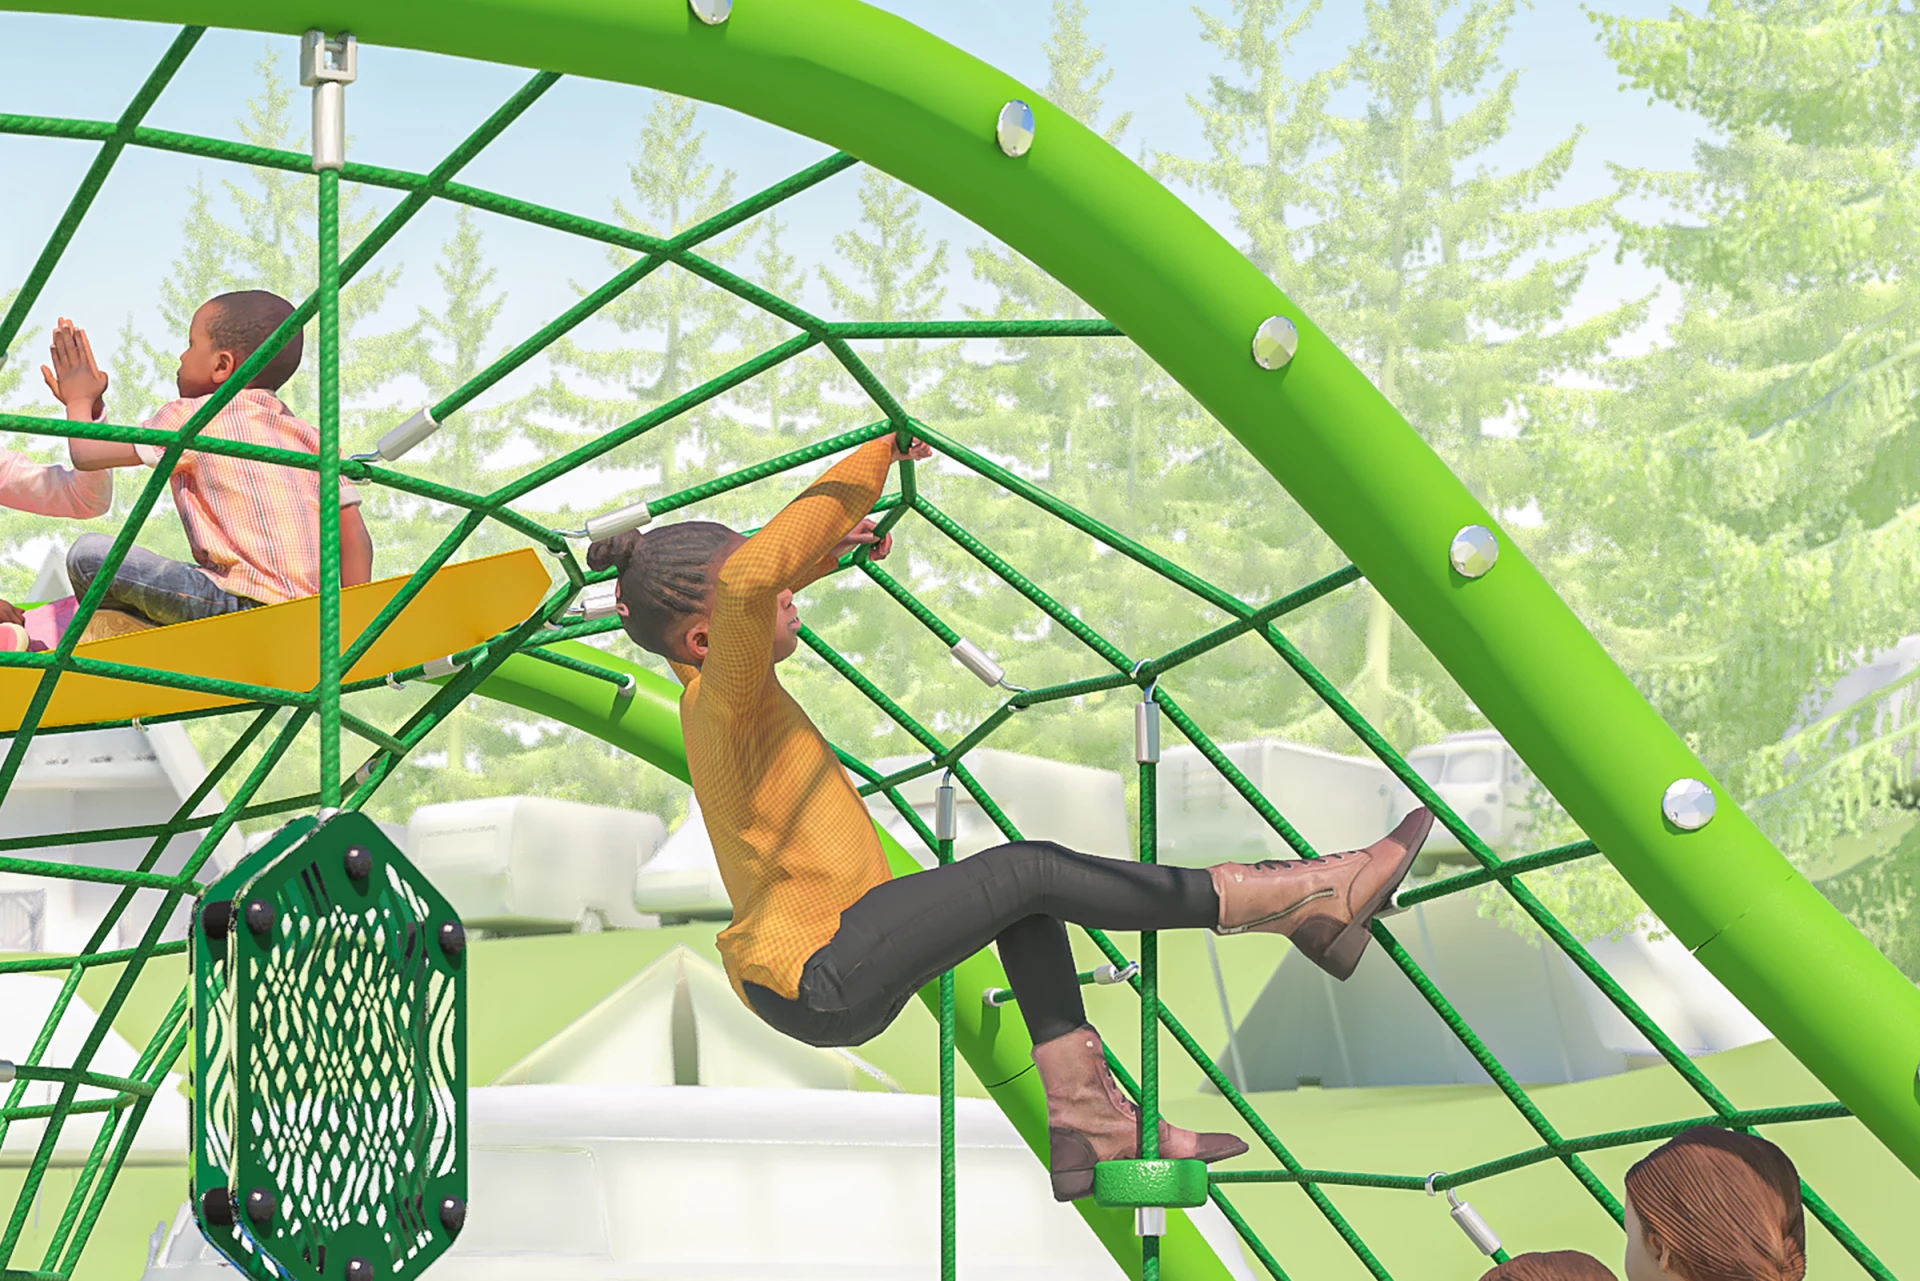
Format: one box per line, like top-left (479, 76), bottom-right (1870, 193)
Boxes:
top-left (0, 450), bottom-right (113, 519)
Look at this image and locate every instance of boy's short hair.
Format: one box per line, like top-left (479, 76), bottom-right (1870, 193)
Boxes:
top-left (206, 290), bottom-right (303, 391)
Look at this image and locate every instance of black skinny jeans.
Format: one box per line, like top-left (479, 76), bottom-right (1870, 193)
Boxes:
top-left (744, 840), bottom-right (1219, 1048)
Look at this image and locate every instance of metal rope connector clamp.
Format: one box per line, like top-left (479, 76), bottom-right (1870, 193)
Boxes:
top-left (569, 581), bottom-right (619, 622)
top-left (300, 31), bottom-right (357, 172)
top-left (950, 637), bottom-right (1004, 687)
top-left (1132, 662), bottom-right (1160, 765)
top-left (577, 500), bottom-right (652, 543)
top-left (934, 770), bottom-right (957, 844)
top-left (1426, 1173), bottom-right (1502, 1257)
top-left (358, 407), bottom-right (439, 463)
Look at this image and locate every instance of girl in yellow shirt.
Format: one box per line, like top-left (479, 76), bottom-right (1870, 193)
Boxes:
top-left (592, 436), bottom-right (1431, 1201)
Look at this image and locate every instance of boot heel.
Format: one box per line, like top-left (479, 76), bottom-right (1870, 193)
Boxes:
top-left (1317, 919), bottom-right (1374, 981)
top-left (1047, 1127), bottom-right (1098, 1202)
top-left (1050, 1167), bottom-right (1095, 1202)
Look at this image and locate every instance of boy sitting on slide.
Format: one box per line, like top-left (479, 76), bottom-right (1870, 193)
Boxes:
top-left (590, 433), bottom-right (1434, 1201)
top-left (13, 292), bottom-right (373, 648)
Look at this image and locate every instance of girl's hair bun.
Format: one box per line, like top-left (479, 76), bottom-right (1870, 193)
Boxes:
top-left (586, 528), bottom-right (643, 575)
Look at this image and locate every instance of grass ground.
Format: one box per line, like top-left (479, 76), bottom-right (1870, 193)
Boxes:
top-left (4, 923), bottom-right (1914, 1280)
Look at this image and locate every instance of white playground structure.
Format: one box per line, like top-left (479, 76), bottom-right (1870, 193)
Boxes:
top-left (1223, 890), bottom-right (1771, 1090)
top-left (407, 795), bottom-right (667, 934)
top-left (142, 1086), bottom-right (1258, 1281)
top-left (0, 724), bottom-right (244, 954)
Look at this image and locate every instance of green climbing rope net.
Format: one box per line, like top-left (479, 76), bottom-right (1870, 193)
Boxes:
top-left (0, 22), bottom-right (1900, 1281)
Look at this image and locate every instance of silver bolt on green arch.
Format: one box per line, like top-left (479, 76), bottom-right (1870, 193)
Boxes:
top-left (996, 99), bottom-right (1034, 157)
top-left (1449, 524), bottom-right (1499, 578)
top-left (1663, 778), bottom-right (1717, 831)
top-left (1250, 315), bottom-right (1298, 369)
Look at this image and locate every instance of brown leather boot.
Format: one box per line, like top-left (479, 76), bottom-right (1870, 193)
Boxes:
top-left (1209, 808), bottom-right (1434, 980)
top-left (1030, 1024), bottom-right (1249, 1202)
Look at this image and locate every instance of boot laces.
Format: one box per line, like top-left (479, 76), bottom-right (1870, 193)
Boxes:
top-left (1244, 849), bottom-right (1353, 873)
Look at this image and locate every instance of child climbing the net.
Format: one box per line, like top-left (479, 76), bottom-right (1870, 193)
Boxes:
top-left (9, 292), bottom-right (374, 649)
top-left (590, 433), bottom-right (1433, 1202)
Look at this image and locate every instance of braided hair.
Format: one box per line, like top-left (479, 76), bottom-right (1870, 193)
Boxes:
top-left (587, 521), bottom-right (741, 659)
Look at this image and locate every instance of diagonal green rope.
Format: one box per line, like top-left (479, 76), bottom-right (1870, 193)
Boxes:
top-left (0, 26), bottom-right (203, 361)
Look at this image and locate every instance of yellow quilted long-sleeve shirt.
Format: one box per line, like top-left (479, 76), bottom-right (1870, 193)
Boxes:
top-left (673, 437), bottom-right (896, 1002)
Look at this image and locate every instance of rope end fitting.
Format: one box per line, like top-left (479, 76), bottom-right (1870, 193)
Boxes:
top-left (1426, 1173), bottom-right (1502, 1257)
top-left (934, 769), bottom-right (957, 844)
top-left (0, 1059), bottom-right (13, 1084)
top-left (950, 637), bottom-right (1004, 687)
top-left (569, 580), bottom-right (620, 622)
top-left (300, 31), bottom-right (357, 173)
top-left (365, 406), bottom-right (440, 463)
top-left (1133, 662), bottom-right (1160, 765)
top-left (582, 500), bottom-right (653, 544)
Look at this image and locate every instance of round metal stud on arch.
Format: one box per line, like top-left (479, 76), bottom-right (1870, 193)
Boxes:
top-left (688, 0), bottom-right (731, 26)
top-left (1250, 315), bottom-right (1298, 369)
top-left (1448, 524), bottom-right (1498, 579)
top-left (996, 98), bottom-right (1034, 157)
top-left (1662, 778), bottom-right (1716, 831)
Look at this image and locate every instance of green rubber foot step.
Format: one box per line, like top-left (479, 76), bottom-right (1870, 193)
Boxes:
top-left (1092, 1159), bottom-right (1209, 1209)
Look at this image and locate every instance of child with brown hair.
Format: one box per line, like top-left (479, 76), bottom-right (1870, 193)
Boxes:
top-left (1484, 1251), bottom-right (1617, 1280)
top-left (17, 292), bottom-right (373, 645)
top-left (591, 433), bottom-right (1434, 1201)
top-left (1623, 1127), bottom-right (1806, 1281)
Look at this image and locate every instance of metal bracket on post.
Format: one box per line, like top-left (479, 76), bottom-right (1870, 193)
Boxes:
top-left (300, 31), bottom-right (357, 173)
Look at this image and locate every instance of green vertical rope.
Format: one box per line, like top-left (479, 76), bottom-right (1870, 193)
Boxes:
top-left (318, 166), bottom-right (343, 810)
top-left (1139, 700), bottom-right (1162, 1280)
top-left (938, 773), bottom-right (958, 1281)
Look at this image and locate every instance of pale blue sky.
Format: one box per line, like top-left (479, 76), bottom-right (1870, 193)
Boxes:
top-left (0, 1), bottom-right (1702, 428)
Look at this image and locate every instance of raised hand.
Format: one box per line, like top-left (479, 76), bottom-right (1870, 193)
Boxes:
top-left (890, 437), bottom-right (934, 464)
top-left (41, 319), bottom-right (108, 418)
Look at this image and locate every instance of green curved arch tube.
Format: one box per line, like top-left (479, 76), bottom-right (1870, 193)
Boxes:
top-left (10, 0), bottom-right (1918, 1182)
top-left (471, 640), bottom-right (1233, 1281)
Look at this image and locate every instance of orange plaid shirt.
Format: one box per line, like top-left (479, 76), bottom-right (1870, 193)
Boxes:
top-left (133, 390), bottom-right (362, 606)
top-left (673, 438), bottom-right (896, 1002)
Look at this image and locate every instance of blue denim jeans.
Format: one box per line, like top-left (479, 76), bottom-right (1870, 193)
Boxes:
top-left (66, 533), bottom-right (261, 627)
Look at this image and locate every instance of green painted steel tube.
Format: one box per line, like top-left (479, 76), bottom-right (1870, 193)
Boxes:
top-left (469, 642), bottom-right (1233, 1281)
top-left (11, 0), bottom-right (1917, 1177)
